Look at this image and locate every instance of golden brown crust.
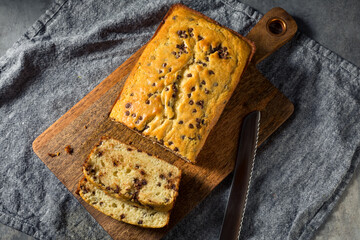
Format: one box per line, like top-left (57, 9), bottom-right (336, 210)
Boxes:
top-left (109, 4), bottom-right (255, 163)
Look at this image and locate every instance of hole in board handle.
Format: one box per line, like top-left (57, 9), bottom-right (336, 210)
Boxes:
top-left (267, 18), bottom-right (287, 36)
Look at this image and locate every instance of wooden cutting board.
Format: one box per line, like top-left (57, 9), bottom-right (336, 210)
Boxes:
top-left (32, 7), bottom-right (297, 240)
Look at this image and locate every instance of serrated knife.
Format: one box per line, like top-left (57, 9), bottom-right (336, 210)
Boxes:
top-left (219, 111), bottom-right (260, 240)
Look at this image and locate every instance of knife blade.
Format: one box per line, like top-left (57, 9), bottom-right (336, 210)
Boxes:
top-left (219, 111), bottom-right (261, 240)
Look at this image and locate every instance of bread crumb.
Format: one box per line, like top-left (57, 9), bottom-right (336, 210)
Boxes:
top-left (65, 145), bottom-right (74, 155)
top-left (48, 152), bottom-right (60, 158)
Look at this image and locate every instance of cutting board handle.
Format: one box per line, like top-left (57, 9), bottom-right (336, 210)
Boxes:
top-left (246, 7), bottom-right (298, 64)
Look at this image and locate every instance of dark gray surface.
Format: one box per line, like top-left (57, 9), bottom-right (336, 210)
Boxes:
top-left (0, 0), bottom-right (359, 239)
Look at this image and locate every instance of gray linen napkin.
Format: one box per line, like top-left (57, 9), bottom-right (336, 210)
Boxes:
top-left (1, 0), bottom-right (359, 239)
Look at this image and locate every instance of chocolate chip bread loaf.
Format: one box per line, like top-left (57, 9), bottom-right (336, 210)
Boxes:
top-left (83, 137), bottom-right (181, 212)
top-left (109, 4), bottom-right (255, 163)
top-left (78, 177), bottom-right (170, 228)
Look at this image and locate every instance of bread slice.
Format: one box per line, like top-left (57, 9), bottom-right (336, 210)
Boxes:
top-left (78, 177), bottom-right (170, 228)
top-left (83, 136), bottom-right (181, 212)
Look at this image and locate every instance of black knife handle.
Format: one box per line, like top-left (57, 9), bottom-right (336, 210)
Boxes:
top-left (219, 111), bottom-right (260, 240)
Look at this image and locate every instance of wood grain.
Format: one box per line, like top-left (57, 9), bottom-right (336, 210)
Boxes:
top-left (32, 7), bottom-right (296, 240)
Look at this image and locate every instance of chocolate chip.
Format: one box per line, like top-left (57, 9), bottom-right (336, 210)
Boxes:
top-left (106, 186), bottom-right (111, 191)
top-left (135, 164), bottom-right (140, 169)
top-left (113, 159), bottom-right (119, 166)
top-left (127, 148), bottom-right (133, 151)
top-left (159, 69), bottom-right (163, 73)
top-left (196, 123), bottom-right (201, 129)
top-left (165, 198), bottom-right (169, 203)
top-left (172, 51), bottom-right (176, 55)
top-left (189, 123), bottom-right (194, 129)
top-left (168, 141), bottom-right (173, 145)
top-left (162, 63), bottom-right (167, 67)
top-left (147, 153), bottom-right (152, 156)
top-left (138, 116), bottom-right (143, 120)
top-left (189, 100), bottom-right (194, 105)
top-left (192, 109), bottom-right (197, 113)
top-left (125, 103), bottom-right (131, 108)
top-left (168, 67), bottom-right (172, 72)
top-left (178, 120), bottom-right (183, 124)
top-left (152, 83), bottom-right (156, 86)
top-left (157, 182), bottom-right (161, 187)
top-left (188, 28), bottom-right (193, 36)
top-left (145, 100), bottom-right (150, 104)
top-left (148, 93), bottom-right (153, 97)
top-left (181, 135), bottom-right (185, 140)
top-left (96, 151), bottom-right (103, 157)
top-left (205, 88), bottom-right (210, 94)
top-left (159, 139), bottom-right (164, 145)
top-left (99, 201), bottom-right (103, 206)
top-left (165, 87), bottom-right (169, 91)
top-left (160, 174), bottom-right (165, 179)
top-left (120, 214), bottom-right (125, 219)
top-left (114, 185), bottom-right (120, 193)
top-left (202, 119), bottom-right (205, 125)
top-left (130, 93), bottom-right (134, 96)
top-left (176, 43), bottom-right (186, 51)
top-left (131, 113), bottom-right (136, 117)
top-left (187, 93), bottom-right (191, 98)
top-left (141, 179), bottom-right (147, 185)
top-left (168, 172), bottom-right (172, 177)
top-left (209, 70), bottom-right (215, 75)
top-left (171, 184), bottom-right (176, 190)
top-left (196, 100), bottom-right (204, 108)
top-left (138, 220), bottom-right (143, 224)
top-left (196, 118), bottom-right (201, 123)
top-left (187, 73), bottom-right (192, 77)
top-left (174, 147), bottom-right (179, 151)
top-left (202, 63), bottom-right (207, 67)
top-left (140, 170), bottom-right (146, 175)
top-left (198, 35), bottom-right (203, 41)
top-left (177, 30), bottom-right (188, 38)
top-left (191, 86), bottom-right (195, 91)
top-left (213, 82), bottom-right (218, 87)
top-left (172, 93), bottom-right (176, 98)
top-left (177, 75), bottom-right (181, 80)
top-left (201, 80), bottom-right (206, 85)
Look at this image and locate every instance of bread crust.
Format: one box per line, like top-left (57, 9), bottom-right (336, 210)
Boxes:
top-left (109, 4), bottom-right (255, 163)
